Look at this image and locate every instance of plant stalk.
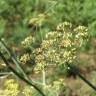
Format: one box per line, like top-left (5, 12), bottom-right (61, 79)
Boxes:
top-left (42, 69), bottom-right (46, 94)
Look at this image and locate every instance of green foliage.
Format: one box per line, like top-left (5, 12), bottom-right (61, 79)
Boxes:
top-left (0, 0), bottom-right (96, 45)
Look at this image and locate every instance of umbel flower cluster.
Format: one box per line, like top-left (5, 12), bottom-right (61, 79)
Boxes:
top-left (20, 22), bottom-right (88, 73)
top-left (0, 79), bottom-right (19, 96)
top-left (28, 13), bottom-right (49, 28)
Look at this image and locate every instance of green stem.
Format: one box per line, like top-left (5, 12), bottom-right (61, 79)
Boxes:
top-left (0, 72), bottom-right (12, 77)
top-left (0, 39), bottom-right (22, 73)
top-left (42, 69), bottom-right (46, 93)
top-left (42, 69), bottom-right (46, 86)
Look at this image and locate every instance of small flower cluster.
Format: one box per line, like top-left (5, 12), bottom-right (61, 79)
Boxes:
top-left (56, 22), bottom-right (72, 32)
top-left (23, 85), bottom-right (42, 96)
top-left (21, 36), bottom-right (35, 48)
top-left (23, 86), bottom-right (32, 96)
top-left (74, 26), bottom-right (88, 47)
top-left (28, 14), bottom-right (49, 27)
top-left (41, 39), bottom-right (54, 49)
top-left (20, 53), bottom-right (31, 64)
top-left (3, 79), bottom-right (19, 96)
top-left (34, 54), bottom-right (46, 72)
top-left (74, 26), bottom-right (88, 38)
top-left (44, 79), bottom-right (67, 96)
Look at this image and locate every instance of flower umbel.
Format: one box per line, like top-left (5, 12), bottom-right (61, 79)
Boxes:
top-left (21, 22), bottom-right (88, 72)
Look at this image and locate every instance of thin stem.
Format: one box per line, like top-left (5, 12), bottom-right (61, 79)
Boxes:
top-left (0, 72), bottom-right (13, 77)
top-left (42, 69), bottom-right (46, 94)
top-left (0, 40), bottom-right (22, 73)
top-left (42, 69), bottom-right (46, 86)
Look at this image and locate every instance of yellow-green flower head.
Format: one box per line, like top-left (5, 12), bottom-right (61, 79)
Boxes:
top-left (20, 53), bottom-right (31, 64)
top-left (61, 51), bottom-right (76, 63)
top-left (74, 26), bottom-right (88, 32)
top-left (41, 40), bottom-right (54, 49)
top-left (34, 54), bottom-right (46, 72)
top-left (23, 86), bottom-right (33, 96)
top-left (29, 17), bottom-right (38, 25)
top-left (34, 62), bottom-right (45, 72)
top-left (60, 39), bottom-right (72, 48)
top-left (34, 59), bottom-right (46, 72)
top-left (4, 79), bottom-right (19, 96)
top-left (35, 54), bottom-right (44, 63)
top-left (29, 14), bottom-right (48, 27)
top-left (33, 48), bottom-right (43, 55)
top-left (35, 54), bottom-right (45, 71)
top-left (56, 22), bottom-right (72, 32)
top-left (21, 36), bottom-right (35, 48)
top-left (74, 26), bottom-right (88, 38)
top-left (44, 49), bottom-right (60, 63)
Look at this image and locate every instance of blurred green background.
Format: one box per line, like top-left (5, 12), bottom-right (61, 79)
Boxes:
top-left (0, 0), bottom-right (96, 46)
top-left (0, 0), bottom-right (96, 96)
